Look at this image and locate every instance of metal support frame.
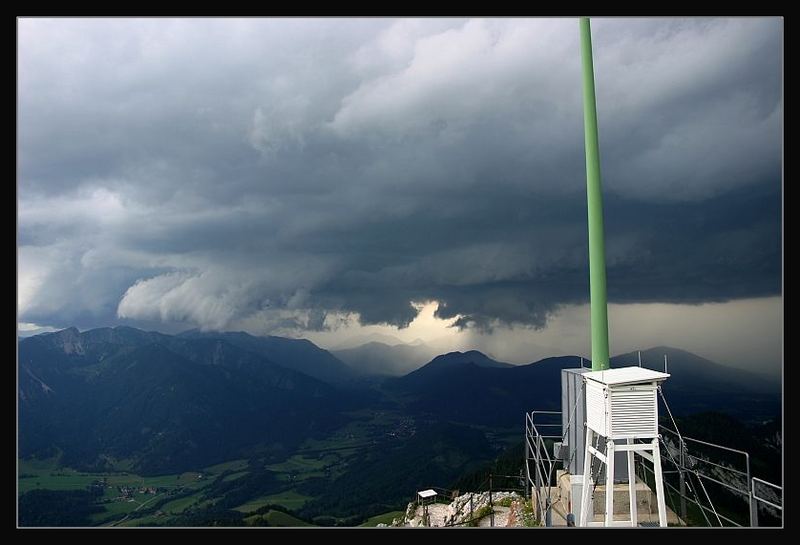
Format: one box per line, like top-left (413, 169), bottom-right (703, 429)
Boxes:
top-left (627, 438), bottom-right (638, 527)
top-left (751, 477), bottom-right (783, 517)
top-left (525, 410), bottom-right (563, 525)
top-left (579, 430), bottom-right (667, 527)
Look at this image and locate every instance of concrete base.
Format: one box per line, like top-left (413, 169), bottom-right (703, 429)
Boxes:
top-left (556, 470), bottom-right (685, 526)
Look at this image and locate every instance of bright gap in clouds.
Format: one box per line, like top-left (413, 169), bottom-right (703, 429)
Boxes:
top-left (304, 301), bottom-right (464, 351)
top-left (303, 296), bottom-right (781, 379)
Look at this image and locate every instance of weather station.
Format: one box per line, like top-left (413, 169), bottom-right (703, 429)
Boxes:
top-left (578, 367), bottom-right (670, 526)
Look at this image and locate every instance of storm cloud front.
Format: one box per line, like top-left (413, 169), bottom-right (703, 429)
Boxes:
top-left (18, 18), bottom-right (782, 367)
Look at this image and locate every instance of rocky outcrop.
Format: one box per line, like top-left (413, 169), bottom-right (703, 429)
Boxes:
top-left (394, 491), bottom-right (524, 527)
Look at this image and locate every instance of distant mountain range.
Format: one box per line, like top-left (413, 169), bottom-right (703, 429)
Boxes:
top-left (394, 350), bottom-right (513, 384)
top-left (333, 341), bottom-right (439, 377)
top-left (614, 347), bottom-right (780, 420)
top-left (18, 326), bottom-right (781, 478)
top-left (330, 332), bottom-right (407, 350)
top-left (387, 347), bottom-right (780, 425)
top-left (387, 353), bottom-right (582, 426)
top-left (19, 327), bottom-right (358, 474)
top-left (178, 329), bottom-right (356, 384)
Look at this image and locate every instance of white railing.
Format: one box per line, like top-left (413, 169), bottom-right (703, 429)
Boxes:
top-left (525, 410), bottom-right (563, 524)
top-left (751, 476), bottom-right (782, 523)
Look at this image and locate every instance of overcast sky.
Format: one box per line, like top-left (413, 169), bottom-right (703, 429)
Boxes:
top-left (17, 18), bottom-right (783, 376)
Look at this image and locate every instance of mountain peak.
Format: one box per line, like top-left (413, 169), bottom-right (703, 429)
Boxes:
top-left (414, 350), bottom-right (513, 374)
top-left (45, 327), bottom-right (84, 355)
top-left (173, 328), bottom-right (354, 383)
top-left (52, 326), bottom-right (80, 337)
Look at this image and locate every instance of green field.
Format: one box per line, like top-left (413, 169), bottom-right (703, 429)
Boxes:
top-left (233, 497), bottom-right (275, 513)
top-left (265, 510), bottom-right (313, 527)
top-left (295, 409), bottom-right (404, 454)
top-left (234, 489), bottom-right (313, 513)
top-left (266, 454), bottom-right (326, 473)
top-left (204, 458), bottom-right (249, 475)
top-left (243, 509), bottom-right (314, 527)
top-left (265, 434), bottom-right (367, 484)
top-left (19, 410), bottom-right (412, 526)
top-left (89, 498), bottom-right (141, 524)
top-left (359, 511), bottom-right (404, 527)
top-left (264, 411), bottom-right (409, 479)
top-left (19, 458), bottom-right (209, 493)
top-left (159, 491), bottom-right (206, 514)
top-left (18, 455), bottom-right (310, 525)
top-left (222, 470), bottom-right (249, 482)
top-left (19, 457), bottom-right (217, 525)
top-left (261, 490), bottom-right (313, 510)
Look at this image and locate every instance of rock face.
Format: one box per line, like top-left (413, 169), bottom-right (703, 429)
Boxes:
top-left (394, 491), bottom-right (524, 527)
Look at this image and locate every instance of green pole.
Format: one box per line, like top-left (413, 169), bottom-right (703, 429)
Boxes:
top-left (579, 17), bottom-right (610, 371)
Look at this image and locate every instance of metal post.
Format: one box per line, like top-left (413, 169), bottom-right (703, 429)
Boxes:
top-left (746, 453), bottom-right (757, 527)
top-left (605, 438), bottom-right (615, 526)
top-left (579, 427), bottom-right (594, 526)
top-left (580, 17), bottom-right (610, 372)
top-left (524, 423), bottom-right (531, 499)
top-left (545, 498), bottom-right (552, 527)
top-left (627, 438), bottom-right (637, 527)
top-left (534, 437), bottom-right (542, 521)
top-left (679, 447), bottom-right (687, 522)
top-left (652, 439), bottom-right (668, 527)
top-left (489, 474), bottom-right (494, 527)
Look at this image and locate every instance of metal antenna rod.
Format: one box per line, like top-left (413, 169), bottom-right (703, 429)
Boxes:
top-left (580, 17), bottom-right (610, 371)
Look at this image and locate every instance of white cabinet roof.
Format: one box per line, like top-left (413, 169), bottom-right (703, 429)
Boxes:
top-left (583, 366), bottom-right (670, 386)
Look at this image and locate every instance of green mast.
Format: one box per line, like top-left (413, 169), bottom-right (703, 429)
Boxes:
top-left (579, 17), bottom-right (610, 371)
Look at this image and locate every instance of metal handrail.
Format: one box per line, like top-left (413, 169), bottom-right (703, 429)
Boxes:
top-left (640, 462), bottom-right (742, 527)
top-left (525, 410), bottom-right (566, 525)
top-left (659, 425), bottom-right (749, 458)
top-left (657, 416), bottom-right (758, 526)
top-left (682, 435), bottom-right (751, 457)
top-left (527, 411), bottom-right (558, 472)
top-left (692, 470), bottom-right (749, 495)
top-left (751, 477), bottom-right (782, 511)
top-left (684, 456), bottom-right (750, 478)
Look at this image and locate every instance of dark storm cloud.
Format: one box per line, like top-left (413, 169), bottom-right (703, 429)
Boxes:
top-left (18, 18), bottom-right (782, 332)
